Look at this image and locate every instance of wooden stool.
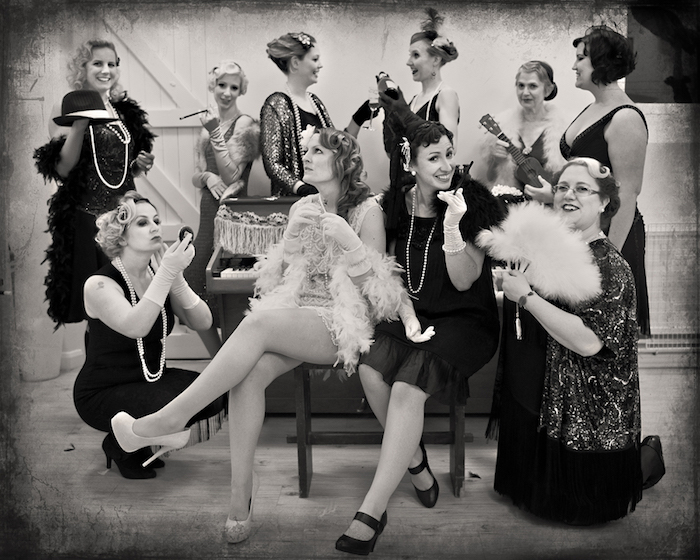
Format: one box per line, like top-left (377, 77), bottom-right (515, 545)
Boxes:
top-left (287, 364), bottom-right (471, 498)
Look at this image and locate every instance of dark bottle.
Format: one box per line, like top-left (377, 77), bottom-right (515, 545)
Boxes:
top-left (376, 72), bottom-right (399, 99)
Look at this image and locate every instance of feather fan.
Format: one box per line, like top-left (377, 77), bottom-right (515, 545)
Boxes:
top-left (476, 202), bottom-right (602, 305)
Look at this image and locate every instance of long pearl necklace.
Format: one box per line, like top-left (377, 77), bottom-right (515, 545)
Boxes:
top-left (113, 257), bottom-right (167, 383)
top-left (285, 85), bottom-right (330, 143)
top-left (89, 103), bottom-right (132, 189)
top-left (406, 187), bottom-right (437, 295)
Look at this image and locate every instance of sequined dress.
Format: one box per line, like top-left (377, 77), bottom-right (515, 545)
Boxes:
top-left (260, 92), bottom-right (333, 196)
top-left (561, 104), bottom-right (650, 335)
top-left (34, 97), bottom-right (155, 325)
top-left (493, 237), bottom-right (642, 525)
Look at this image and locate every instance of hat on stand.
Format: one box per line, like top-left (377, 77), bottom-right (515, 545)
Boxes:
top-left (53, 90), bottom-right (117, 126)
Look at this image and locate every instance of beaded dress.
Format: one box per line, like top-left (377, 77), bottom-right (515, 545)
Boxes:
top-left (493, 237), bottom-right (642, 525)
top-left (34, 97), bottom-right (155, 325)
top-left (260, 92), bottom-right (333, 196)
top-left (249, 195), bottom-right (405, 373)
top-left (361, 173), bottom-right (504, 405)
top-left (561, 104), bottom-right (650, 335)
top-left (73, 263), bottom-right (226, 443)
top-left (185, 114), bottom-right (259, 324)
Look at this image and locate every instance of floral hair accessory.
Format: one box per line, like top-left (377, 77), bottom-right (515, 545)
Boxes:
top-left (431, 36), bottom-right (453, 50)
top-left (290, 32), bottom-right (313, 50)
top-left (299, 125), bottom-right (317, 150)
top-left (117, 202), bottom-right (132, 224)
top-left (400, 137), bottom-right (411, 172)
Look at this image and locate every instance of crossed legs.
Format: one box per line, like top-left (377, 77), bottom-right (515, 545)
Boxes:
top-left (342, 364), bottom-right (431, 541)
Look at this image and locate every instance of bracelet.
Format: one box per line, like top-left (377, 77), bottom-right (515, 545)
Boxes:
top-left (347, 258), bottom-right (372, 277)
top-left (518, 290), bottom-right (535, 308)
top-left (442, 241), bottom-right (466, 255)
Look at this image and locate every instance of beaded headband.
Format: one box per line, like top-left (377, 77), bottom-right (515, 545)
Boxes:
top-left (289, 32), bottom-right (313, 51)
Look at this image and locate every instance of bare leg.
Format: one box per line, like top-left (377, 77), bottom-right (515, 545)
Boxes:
top-left (197, 325), bottom-right (222, 358)
top-left (228, 353), bottom-right (301, 520)
top-left (343, 380), bottom-right (430, 540)
top-left (132, 308), bottom-right (338, 437)
top-left (359, 366), bottom-right (433, 492)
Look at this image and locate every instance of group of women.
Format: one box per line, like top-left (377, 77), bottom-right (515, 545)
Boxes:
top-left (34, 9), bottom-right (665, 557)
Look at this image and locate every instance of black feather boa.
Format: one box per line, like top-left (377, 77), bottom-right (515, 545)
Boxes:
top-left (33, 96), bottom-right (155, 326)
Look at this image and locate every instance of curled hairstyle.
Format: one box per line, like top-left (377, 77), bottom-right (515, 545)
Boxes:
top-left (573, 25), bottom-right (636, 85)
top-left (517, 60), bottom-right (558, 101)
top-left (207, 60), bottom-right (249, 95)
top-left (557, 157), bottom-right (620, 224)
top-left (409, 8), bottom-right (458, 66)
top-left (95, 191), bottom-right (157, 258)
top-left (266, 32), bottom-right (316, 74)
top-left (407, 120), bottom-right (454, 165)
top-left (67, 39), bottom-right (124, 100)
top-left (312, 128), bottom-right (372, 220)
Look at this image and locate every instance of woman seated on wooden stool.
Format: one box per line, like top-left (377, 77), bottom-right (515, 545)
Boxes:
top-left (336, 119), bottom-right (504, 556)
top-left (110, 128), bottom-right (406, 543)
top-left (74, 191), bottom-right (226, 479)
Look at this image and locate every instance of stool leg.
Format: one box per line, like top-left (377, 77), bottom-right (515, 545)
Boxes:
top-left (450, 404), bottom-right (466, 497)
top-left (295, 366), bottom-right (313, 498)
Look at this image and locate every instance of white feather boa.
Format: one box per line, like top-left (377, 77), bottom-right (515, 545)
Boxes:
top-left (476, 202), bottom-right (602, 305)
top-left (248, 242), bottom-right (404, 374)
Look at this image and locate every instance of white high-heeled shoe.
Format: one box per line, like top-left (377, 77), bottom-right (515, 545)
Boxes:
top-left (225, 471), bottom-right (260, 544)
top-left (111, 411), bottom-right (191, 467)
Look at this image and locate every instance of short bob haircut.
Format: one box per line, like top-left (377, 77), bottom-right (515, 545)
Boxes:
top-left (307, 128), bottom-right (372, 220)
top-left (67, 39), bottom-right (124, 101)
top-left (95, 191), bottom-right (158, 258)
top-left (266, 32), bottom-right (316, 74)
top-left (556, 157), bottom-right (621, 226)
top-left (516, 60), bottom-right (558, 101)
top-left (207, 60), bottom-right (249, 96)
top-left (573, 25), bottom-right (636, 86)
top-left (407, 120), bottom-right (454, 164)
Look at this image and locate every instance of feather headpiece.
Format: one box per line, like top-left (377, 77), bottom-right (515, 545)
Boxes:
top-left (476, 202), bottom-right (601, 305)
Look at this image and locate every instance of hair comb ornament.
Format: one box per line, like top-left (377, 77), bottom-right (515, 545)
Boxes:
top-left (400, 137), bottom-right (411, 172)
top-left (290, 32), bottom-right (313, 50)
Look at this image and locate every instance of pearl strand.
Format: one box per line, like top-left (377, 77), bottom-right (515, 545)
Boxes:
top-left (285, 85), bottom-right (330, 144)
top-left (113, 257), bottom-right (167, 383)
top-left (405, 187), bottom-right (437, 295)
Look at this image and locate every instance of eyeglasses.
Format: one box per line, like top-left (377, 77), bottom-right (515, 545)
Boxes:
top-left (552, 184), bottom-right (600, 197)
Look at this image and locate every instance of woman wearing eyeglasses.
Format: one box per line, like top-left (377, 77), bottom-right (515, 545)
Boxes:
top-left (490, 158), bottom-right (645, 525)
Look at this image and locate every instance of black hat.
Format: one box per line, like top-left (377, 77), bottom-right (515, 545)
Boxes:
top-left (53, 90), bottom-right (117, 126)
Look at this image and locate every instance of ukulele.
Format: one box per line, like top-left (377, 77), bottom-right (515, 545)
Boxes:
top-left (479, 114), bottom-right (546, 189)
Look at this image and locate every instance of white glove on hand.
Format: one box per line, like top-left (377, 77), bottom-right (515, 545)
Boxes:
top-left (437, 187), bottom-right (467, 228)
top-left (144, 237), bottom-right (195, 307)
top-left (318, 212), bottom-right (362, 251)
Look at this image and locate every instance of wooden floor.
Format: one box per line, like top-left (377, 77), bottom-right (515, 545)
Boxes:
top-left (5, 350), bottom-right (699, 559)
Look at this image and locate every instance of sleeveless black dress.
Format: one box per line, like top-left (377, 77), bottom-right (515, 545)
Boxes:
top-left (560, 105), bottom-right (650, 335)
top-left (73, 263), bottom-right (226, 434)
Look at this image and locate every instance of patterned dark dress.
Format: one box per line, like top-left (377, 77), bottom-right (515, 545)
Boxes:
top-left (73, 263), bottom-right (226, 443)
top-left (561, 104), bottom-right (650, 335)
top-left (260, 92), bottom-right (332, 196)
top-left (34, 97), bottom-right (155, 326)
top-left (361, 175), bottom-right (503, 405)
top-left (493, 238), bottom-right (642, 525)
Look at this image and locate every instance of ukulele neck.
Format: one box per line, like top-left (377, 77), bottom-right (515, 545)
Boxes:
top-left (498, 132), bottom-right (528, 166)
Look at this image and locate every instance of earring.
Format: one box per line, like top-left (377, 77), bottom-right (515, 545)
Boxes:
top-left (410, 170), bottom-right (416, 176)
top-left (431, 71), bottom-right (436, 77)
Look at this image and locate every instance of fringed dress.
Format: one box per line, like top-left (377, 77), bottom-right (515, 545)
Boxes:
top-left (492, 238), bottom-right (642, 525)
top-left (73, 263), bottom-right (227, 454)
top-left (34, 96), bottom-right (155, 326)
top-left (361, 174), bottom-right (504, 405)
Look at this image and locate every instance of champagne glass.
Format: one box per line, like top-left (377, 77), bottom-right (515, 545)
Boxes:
top-left (365, 87), bottom-right (380, 131)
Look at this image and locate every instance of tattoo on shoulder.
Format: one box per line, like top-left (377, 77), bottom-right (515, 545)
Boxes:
top-left (96, 281), bottom-right (105, 290)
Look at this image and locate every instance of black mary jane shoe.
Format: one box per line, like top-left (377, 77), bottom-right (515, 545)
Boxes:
top-left (641, 435), bottom-right (666, 490)
top-left (335, 511), bottom-right (388, 556)
top-left (408, 441), bottom-right (439, 508)
top-left (102, 434), bottom-right (157, 479)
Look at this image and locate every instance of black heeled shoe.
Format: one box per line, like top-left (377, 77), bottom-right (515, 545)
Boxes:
top-left (335, 511), bottom-right (388, 556)
top-left (408, 441), bottom-right (439, 508)
top-left (102, 434), bottom-right (156, 479)
top-left (641, 435), bottom-right (666, 489)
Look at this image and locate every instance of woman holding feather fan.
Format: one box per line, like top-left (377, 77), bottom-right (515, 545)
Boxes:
top-left (480, 157), bottom-right (644, 525)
